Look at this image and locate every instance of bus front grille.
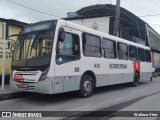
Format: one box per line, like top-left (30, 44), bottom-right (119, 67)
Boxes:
top-left (16, 84), bottom-right (35, 90)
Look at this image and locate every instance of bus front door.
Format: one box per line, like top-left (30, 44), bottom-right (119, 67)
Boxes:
top-left (54, 29), bottom-right (81, 93)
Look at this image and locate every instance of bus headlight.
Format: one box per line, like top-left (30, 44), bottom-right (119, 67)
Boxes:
top-left (39, 68), bottom-right (49, 81)
top-left (40, 72), bottom-right (47, 81)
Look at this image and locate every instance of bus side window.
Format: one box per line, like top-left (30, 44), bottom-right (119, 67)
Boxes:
top-left (56, 32), bottom-right (80, 64)
top-left (129, 45), bottom-right (137, 61)
top-left (138, 48), bottom-right (145, 62)
top-left (82, 33), bottom-right (101, 57)
top-left (145, 50), bottom-right (151, 62)
top-left (73, 35), bottom-right (80, 56)
top-left (102, 38), bottom-right (116, 59)
top-left (118, 42), bottom-right (128, 60)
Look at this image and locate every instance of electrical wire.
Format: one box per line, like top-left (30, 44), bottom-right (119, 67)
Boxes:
top-left (6, 0), bottom-right (61, 18)
top-left (139, 14), bottom-right (160, 18)
top-left (108, 0), bottom-right (113, 5)
top-left (148, 23), bottom-right (160, 28)
top-left (149, 25), bottom-right (160, 27)
top-left (7, 0), bottom-right (160, 19)
top-left (52, 0), bottom-right (73, 11)
top-left (6, 0), bottom-right (160, 29)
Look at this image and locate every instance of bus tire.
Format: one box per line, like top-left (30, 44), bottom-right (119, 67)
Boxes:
top-left (131, 72), bottom-right (140, 87)
top-left (78, 74), bottom-right (94, 98)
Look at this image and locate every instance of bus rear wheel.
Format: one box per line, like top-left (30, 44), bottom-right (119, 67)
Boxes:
top-left (78, 74), bottom-right (94, 98)
top-left (131, 72), bottom-right (140, 87)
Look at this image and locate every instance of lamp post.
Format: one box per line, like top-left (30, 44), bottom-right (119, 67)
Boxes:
top-left (1, 22), bottom-right (6, 90)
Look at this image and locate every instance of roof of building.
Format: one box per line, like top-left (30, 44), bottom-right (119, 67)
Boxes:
top-left (65, 4), bottom-right (147, 35)
top-left (65, 4), bottom-right (144, 24)
top-left (64, 4), bottom-right (160, 52)
top-left (65, 4), bottom-right (148, 41)
top-left (0, 18), bottom-right (28, 28)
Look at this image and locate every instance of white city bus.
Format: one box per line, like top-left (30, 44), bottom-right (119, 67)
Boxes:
top-left (10, 19), bottom-right (154, 97)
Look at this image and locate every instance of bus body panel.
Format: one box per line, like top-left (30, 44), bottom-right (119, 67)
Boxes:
top-left (54, 76), bottom-right (81, 93)
top-left (53, 26), bottom-right (82, 93)
top-left (10, 19), bottom-right (154, 94)
top-left (47, 20), bottom-right (67, 79)
top-left (10, 77), bottom-right (54, 94)
top-left (140, 62), bottom-right (152, 80)
top-left (79, 57), bottom-right (134, 87)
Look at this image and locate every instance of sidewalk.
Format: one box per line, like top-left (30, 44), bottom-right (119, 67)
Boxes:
top-left (0, 85), bottom-right (35, 101)
top-left (0, 85), bottom-right (20, 100)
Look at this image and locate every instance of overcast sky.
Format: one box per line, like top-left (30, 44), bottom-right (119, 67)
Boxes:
top-left (1, 0), bottom-right (160, 34)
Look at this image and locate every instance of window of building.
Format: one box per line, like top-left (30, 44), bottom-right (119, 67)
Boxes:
top-left (56, 32), bottom-right (80, 64)
top-left (145, 50), bottom-right (151, 62)
top-left (129, 45), bottom-right (137, 61)
top-left (118, 42), bottom-right (128, 60)
top-left (83, 33), bottom-right (101, 57)
top-left (138, 48), bottom-right (145, 62)
top-left (102, 38), bottom-right (116, 59)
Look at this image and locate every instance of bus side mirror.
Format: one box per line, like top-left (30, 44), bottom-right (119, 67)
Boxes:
top-left (58, 28), bottom-right (65, 42)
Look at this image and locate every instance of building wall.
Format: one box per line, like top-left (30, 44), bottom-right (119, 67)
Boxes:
top-left (152, 51), bottom-right (160, 69)
top-left (68, 17), bottom-right (110, 34)
top-left (0, 22), bottom-right (22, 76)
top-left (0, 22), bottom-right (3, 39)
top-left (9, 25), bottom-right (21, 38)
top-left (146, 24), bottom-right (160, 51)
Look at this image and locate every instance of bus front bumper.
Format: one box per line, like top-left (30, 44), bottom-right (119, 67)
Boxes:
top-left (10, 77), bottom-right (54, 94)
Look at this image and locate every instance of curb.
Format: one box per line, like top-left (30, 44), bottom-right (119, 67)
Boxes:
top-left (0, 92), bottom-right (36, 101)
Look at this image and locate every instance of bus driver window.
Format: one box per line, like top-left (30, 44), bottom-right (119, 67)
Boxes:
top-left (56, 32), bottom-right (80, 64)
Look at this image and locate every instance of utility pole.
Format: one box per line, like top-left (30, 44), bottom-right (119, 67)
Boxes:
top-left (113, 0), bottom-right (120, 37)
top-left (1, 22), bottom-right (6, 90)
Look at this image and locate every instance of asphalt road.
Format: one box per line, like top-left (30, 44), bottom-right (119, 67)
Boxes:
top-left (0, 77), bottom-right (160, 120)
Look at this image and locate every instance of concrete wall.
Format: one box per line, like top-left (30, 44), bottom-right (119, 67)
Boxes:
top-left (68, 17), bottom-right (110, 34)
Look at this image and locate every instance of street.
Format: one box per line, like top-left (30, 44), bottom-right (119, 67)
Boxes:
top-left (0, 77), bottom-right (160, 120)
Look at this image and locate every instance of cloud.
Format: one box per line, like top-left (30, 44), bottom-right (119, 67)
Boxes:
top-left (0, 0), bottom-right (160, 33)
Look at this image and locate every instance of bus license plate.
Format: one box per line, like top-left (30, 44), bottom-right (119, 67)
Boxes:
top-left (14, 74), bottom-right (23, 81)
top-left (21, 83), bottom-right (28, 88)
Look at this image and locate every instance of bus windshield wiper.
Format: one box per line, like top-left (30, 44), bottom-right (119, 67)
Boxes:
top-left (30, 31), bottom-right (44, 56)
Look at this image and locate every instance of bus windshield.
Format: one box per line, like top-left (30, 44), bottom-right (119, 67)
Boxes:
top-left (12, 30), bottom-right (54, 69)
top-left (12, 20), bottom-right (57, 70)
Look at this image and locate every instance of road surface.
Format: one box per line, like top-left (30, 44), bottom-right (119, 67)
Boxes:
top-left (0, 77), bottom-right (160, 120)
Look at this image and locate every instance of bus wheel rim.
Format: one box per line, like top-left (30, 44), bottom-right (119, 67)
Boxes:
top-left (83, 80), bottom-right (92, 93)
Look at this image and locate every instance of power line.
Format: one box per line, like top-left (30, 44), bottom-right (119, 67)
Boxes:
top-left (52, 1), bottom-right (73, 11)
top-left (108, 0), bottom-right (113, 5)
top-left (106, 1), bottom-right (159, 18)
top-left (152, 26), bottom-right (160, 28)
top-left (6, 0), bottom-right (160, 27)
top-left (139, 14), bottom-right (160, 17)
top-left (149, 23), bottom-right (160, 25)
top-left (6, 0), bottom-right (61, 18)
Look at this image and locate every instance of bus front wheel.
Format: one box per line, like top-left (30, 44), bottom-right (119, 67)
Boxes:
top-left (78, 74), bottom-right (94, 98)
top-left (131, 72), bottom-right (140, 87)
